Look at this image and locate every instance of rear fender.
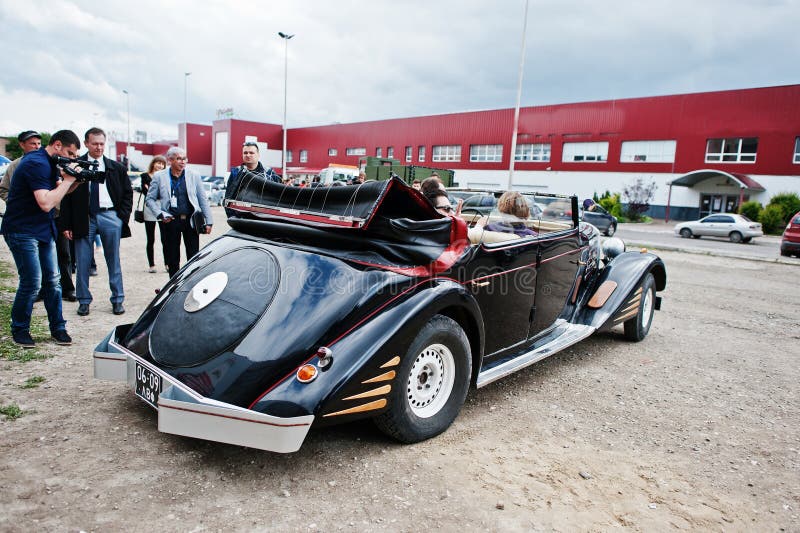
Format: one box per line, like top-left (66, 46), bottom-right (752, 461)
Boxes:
top-left (576, 252), bottom-right (666, 331)
top-left (250, 280), bottom-right (483, 425)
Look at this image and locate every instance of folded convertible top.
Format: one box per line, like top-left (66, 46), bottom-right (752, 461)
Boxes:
top-left (226, 173), bottom-right (468, 276)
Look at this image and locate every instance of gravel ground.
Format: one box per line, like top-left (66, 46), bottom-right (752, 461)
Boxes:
top-left (1, 208), bottom-right (798, 531)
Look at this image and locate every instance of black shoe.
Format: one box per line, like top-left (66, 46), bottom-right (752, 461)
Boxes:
top-left (12, 331), bottom-right (36, 348)
top-left (89, 268), bottom-right (98, 277)
top-left (112, 302), bottom-right (125, 315)
top-left (51, 330), bottom-right (72, 345)
top-left (63, 290), bottom-right (77, 302)
top-left (77, 303), bottom-right (90, 316)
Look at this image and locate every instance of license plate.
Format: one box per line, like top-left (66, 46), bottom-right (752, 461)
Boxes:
top-left (135, 362), bottom-right (162, 409)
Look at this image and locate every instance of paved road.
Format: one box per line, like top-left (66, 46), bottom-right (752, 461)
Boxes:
top-left (613, 220), bottom-right (798, 264)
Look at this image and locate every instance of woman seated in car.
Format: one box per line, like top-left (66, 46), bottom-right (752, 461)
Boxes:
top-left (484, 191), bottom-right (537, 237)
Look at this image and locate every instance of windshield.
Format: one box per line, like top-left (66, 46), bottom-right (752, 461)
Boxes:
top-left (456, 191), bottom-right (575, 246)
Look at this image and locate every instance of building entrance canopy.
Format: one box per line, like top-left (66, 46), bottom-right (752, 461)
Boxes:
top-left (665, 169), bottom-right (765, 222)
top-left (670, 169), bottom-right (765, 191)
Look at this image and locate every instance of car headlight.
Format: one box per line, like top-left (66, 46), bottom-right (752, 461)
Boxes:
top-left (602, 237), bottom-right (626, 259)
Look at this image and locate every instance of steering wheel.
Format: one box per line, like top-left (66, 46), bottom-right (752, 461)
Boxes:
top-left (459, 208), bottom-right (483, 226)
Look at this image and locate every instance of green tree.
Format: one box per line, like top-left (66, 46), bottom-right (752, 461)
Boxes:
top-left (760, 204), bottom-right (786, 234)
top-left (5, 138), bottom-right (23, 159)
top-left (738, 200), bottom-right (762, 222)
top-left (766, 192), bottom-right (800, 226)
top-left (622, 177), bottom-right (657, 222)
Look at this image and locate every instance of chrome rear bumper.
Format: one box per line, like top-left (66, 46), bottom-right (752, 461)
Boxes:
top-left (93, 327), bottom-right (314, 453)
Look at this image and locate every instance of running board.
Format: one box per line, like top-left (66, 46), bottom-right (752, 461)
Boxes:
top-left (476, 323), bottom-right (596, 388)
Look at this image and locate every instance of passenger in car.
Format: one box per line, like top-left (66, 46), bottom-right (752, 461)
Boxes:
top-left (425, 189), bottom-right (455, 216)
top-left (485, 191), bottom-right (537, 237)
top-left (420, 175), bottom-right (444, 198)
top-left (425, 189), bottom-right (518, 245)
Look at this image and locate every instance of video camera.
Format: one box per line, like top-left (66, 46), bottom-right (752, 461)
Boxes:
top-left (52, 155), bottom-right (105, 183)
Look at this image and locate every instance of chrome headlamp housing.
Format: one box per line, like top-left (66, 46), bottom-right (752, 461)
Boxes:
top-left (602, 237), bottom-right (626, 259)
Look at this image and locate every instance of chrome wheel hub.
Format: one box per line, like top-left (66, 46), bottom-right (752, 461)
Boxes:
top-left (407, 343), bottom-right (455, 418)
top-left (642, 287), bottom-right (654, 329)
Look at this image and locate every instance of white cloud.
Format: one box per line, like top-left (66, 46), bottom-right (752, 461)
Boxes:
top-left (1, 0), bottom-right (798, 141)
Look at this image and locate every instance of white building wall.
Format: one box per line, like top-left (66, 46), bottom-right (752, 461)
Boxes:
top-left (452, 170), bottom-right (800, 210)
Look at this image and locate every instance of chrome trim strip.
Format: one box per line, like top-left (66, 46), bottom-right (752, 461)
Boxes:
top-left (476, 324), bottom-right (596, 388)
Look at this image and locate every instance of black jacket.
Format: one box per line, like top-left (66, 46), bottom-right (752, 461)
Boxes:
top-left (59, 155), bottom-right (133, 238)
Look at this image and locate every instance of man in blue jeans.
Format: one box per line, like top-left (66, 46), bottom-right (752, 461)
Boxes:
top-left (60, 127), bottom-right (133, 316)
top-left (0, 130), bottom-right (81, 347)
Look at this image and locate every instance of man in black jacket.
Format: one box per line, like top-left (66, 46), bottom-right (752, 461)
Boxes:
top-left (60, 127), bottom-right (132, 316)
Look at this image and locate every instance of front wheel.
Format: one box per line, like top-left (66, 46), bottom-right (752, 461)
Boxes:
top-left (604, 223), bottom-right (617, 237)
top-left (624, 273), bottom-right (656, 342)
top-left (679, 228), bottom-right (692, 238)
top-left (374, 315), bottom-right (471, 443)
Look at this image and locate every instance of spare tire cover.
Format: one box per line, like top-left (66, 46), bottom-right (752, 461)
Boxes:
top-left (150, 248), bottom-right (279, 367)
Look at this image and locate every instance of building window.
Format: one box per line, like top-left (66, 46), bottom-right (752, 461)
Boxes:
top-left (794, 137), bottom-right (800, 163)
top-left (286, 150), bottom-right (293, 163)
top-left (515, 143), bottom-right (551, 162)
top-left (387, 146), bottom-right (394, 159)
top-left (620, 140), bottom-right (676, 163)
top-left (470, 144), bottom-right (503, 162)
top-left (561, 141), bottom-right (608, 162)
top-left (705, 137), bottom-right (758, 163)
top-left (418, 145), bottom-right (425, 162)
top-left (375, 147), bottom-right (382, 158)
top-left (405, 146), bottom-right (412, 162)
top-left (328, 148), bottom-right (338, 157)
top-left (432, 145), bottom-right (461, 162)
top-left (299, 150), bottom-right (308, 163)
top-left (345, 147), bottom-right (366, 156)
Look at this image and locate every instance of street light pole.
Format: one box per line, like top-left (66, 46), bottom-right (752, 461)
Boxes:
top-left (183, 72), bottom-right (191, 149)
top-left (507, 0), bottom-right (530, 190)
top-left (122, 89), bottom-right (130, 171)
top-left (278, 31), bottom-right (294, 179)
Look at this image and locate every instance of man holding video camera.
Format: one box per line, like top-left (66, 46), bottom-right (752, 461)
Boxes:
top-left (0, 130), bottom-right (82, 347)
top-left (60, 127), bottom-right (133, 316)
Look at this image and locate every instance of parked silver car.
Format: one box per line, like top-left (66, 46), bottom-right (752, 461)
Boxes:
top-left (674, 214), bottom-right (763, 243)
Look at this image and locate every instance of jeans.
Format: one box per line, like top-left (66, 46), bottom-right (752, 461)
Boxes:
top-left (3, 233), bottom-right (66, 334)
top-left (76, 210), bottom-right (124, 305)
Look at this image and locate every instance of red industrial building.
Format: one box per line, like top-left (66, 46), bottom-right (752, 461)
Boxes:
top-left (121, 84), bottom-right (800, 220)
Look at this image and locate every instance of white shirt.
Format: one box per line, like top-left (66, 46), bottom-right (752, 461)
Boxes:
top-left (92, 158), bottom-right (114, 209)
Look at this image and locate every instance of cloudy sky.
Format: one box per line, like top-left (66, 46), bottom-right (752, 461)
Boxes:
top-left (1, 0), bottom-right (797, 143)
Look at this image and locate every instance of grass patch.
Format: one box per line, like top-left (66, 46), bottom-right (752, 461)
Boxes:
top-left (0, 261), bottom-right (51, 363)
top-left (0, 402), bottom-right (25, 420)
top-left (21, 375), bottom-right (46, 389)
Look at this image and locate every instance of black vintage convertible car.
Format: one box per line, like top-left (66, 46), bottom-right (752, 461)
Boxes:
top-left (94, 174), bottom-right (666, 452)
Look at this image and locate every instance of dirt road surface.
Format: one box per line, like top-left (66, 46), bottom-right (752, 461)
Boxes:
top-left (1, 208), bottom-right (798, 531)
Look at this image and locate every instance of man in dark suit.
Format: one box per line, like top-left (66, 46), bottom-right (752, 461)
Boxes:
top-left (60, 127), bottom-right (133, 316)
